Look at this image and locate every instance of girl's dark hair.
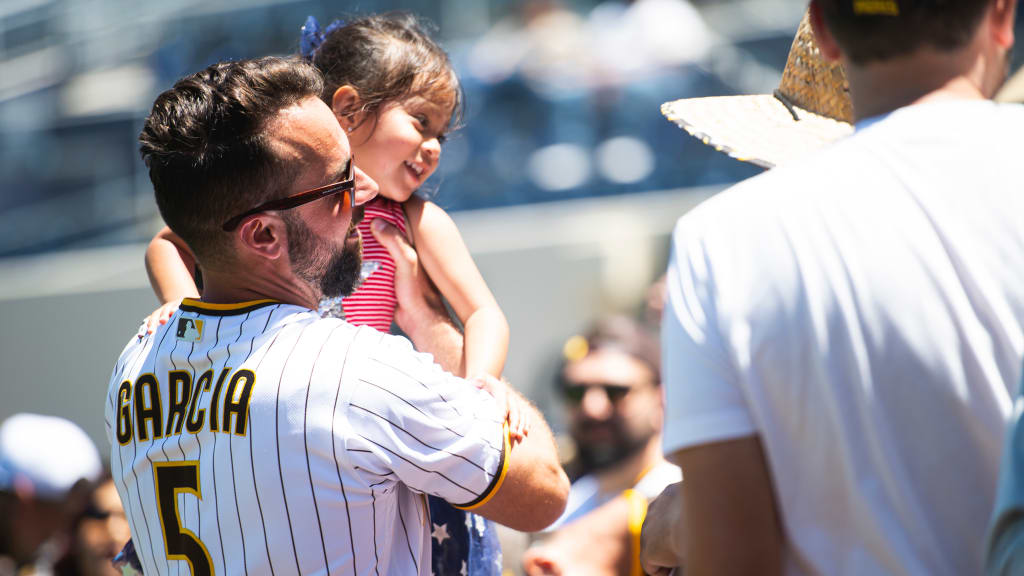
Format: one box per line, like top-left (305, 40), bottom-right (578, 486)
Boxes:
top-left (309, 12), bottom-right (464, 134)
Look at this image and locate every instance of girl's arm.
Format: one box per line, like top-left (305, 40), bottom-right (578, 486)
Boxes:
top-left (404, 196), bottom-right (510, 379)
top-left (143, 226), bottom-right (201, 332)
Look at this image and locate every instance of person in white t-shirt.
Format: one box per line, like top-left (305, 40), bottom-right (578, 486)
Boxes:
top-left (641, 1), bottom-right (1024, 575)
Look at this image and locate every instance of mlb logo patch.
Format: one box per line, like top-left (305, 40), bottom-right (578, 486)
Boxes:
top-left (176, 318), bottom-right (204, 342)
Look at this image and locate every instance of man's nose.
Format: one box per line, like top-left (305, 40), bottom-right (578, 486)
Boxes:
top-left (580, 387), bottom-right (613, 420)
top-left (353, 165), bottom-right (379, 207)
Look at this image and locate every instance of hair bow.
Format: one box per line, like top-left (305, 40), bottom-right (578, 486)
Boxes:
top-left (300, 15), bottom-right (344, 61)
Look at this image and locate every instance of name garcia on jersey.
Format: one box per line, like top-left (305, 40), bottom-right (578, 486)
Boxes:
top-left (114, 367), bottom-right (254, 445)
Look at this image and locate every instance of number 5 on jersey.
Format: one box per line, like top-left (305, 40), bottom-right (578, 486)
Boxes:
top-left (154, 462), bottom-right (213, 576)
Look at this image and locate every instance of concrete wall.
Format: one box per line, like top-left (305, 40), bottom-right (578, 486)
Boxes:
top-left (0, 186), bottom-right (717, 452)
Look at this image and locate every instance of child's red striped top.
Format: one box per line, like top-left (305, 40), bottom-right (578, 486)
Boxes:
top-left (342, 197), bottom-right (407, 332)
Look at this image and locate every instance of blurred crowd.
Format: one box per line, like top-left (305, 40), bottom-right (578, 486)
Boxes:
top-left (0, 414), bottom-right (127, 576)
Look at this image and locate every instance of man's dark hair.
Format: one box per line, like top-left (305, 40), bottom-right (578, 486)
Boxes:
top-left (562, 315), bottom-right (661, 384)
top-left (818, 0), bottom-right (992, 64)
top-left (139, 56), bottom-right (324, 266)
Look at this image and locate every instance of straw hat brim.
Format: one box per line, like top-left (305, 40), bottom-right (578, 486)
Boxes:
top-left (662, 94), bottom-right (854, 169)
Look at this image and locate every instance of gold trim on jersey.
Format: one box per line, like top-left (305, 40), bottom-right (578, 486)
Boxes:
top-left (454, 422), bottom-right (511, 511)
top-left (179, 298), bottom-right (280, 316)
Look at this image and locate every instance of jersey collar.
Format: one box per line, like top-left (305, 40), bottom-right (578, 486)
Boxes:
top-left (179, 298), bottom-right (281, 316)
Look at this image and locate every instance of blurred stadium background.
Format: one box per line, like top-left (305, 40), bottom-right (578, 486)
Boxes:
top-left (1, 0), bottom-right (1014, 451)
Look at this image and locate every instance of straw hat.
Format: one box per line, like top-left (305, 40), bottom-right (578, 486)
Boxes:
top-left (662, 13), bottom-right (854, 169)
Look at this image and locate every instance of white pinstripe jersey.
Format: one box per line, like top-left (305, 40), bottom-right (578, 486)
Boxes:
top-left (105, 298), bottom-right (509, 576)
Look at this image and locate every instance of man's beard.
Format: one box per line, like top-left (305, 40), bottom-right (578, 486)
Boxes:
top-left (572, 420), bottom-right (654, 474)
top-left (284, 212), bottom-right (362, 300)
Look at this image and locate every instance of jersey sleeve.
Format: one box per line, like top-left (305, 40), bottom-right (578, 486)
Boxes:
top-left (662, 215), bottom-right (757, 455)
top-left (344, 332), bottom-right (509, 509)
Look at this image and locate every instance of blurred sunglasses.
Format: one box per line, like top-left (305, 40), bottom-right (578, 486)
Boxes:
top-left (222, 157), bottom-right (355, 232)
top-left (561, 383), bottom-right (633, 404)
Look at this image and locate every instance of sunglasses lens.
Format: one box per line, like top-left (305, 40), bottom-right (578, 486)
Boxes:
top-left (561, 383), bottom-right (632, 404)
top-left (562, 386), bottom-right (585, 403)
top-left (604, 386), bottom-right (631, 402)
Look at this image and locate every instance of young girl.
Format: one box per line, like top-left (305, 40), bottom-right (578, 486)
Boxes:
top-left (144, 12), bottom-right (509, 576)
top-left (146, 13), bottom-right (508, 379)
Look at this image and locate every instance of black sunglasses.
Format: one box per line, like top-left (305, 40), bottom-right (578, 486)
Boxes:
top-left (221, 157), bottom-right (356, 232)
top-left (561, 383), bottom-right (633, 405)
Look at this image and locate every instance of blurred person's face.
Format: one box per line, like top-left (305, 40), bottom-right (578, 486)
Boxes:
top-left (346, 95), bottom-right (451, 203)
top-left (561, 349), bottom-right (662, 471)
top-left (2, 482), bottom-right (90, 564)
top-left (74, 480), bottom-right (129, 576)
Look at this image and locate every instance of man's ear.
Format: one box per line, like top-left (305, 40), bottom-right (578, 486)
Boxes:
top-left (331, 85), bottom-right (363, 131)
top-left (809, 1), bottom-right (842, 62)
top-left (237, 215), bottom-right (285, 261)
top-left (990, 0), bottom-right (1016, 50)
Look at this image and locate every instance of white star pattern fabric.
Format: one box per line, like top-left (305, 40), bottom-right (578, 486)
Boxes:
top-left (432, 523), bottom-right (450, 545)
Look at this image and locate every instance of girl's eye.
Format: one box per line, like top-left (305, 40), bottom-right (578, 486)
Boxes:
top-left (437, 133), bottom-right (448, 145)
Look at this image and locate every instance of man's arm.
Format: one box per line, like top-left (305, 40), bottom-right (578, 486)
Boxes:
top-left (460, 384), bottom-right (569, 532)
top-left (370, 218), bottom-right (466, 376)
top-left (641, 437), bottom-right (783, 576)
top-left (350, 339), bottom-right (568, 532)
top-left (369, 218), bottom-right (568, 530)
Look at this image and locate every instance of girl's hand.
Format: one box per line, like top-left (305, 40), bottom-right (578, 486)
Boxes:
top-left (470, 374), bottom-right (531, 445)
top-left (144, 300), bottom-right (181, 334)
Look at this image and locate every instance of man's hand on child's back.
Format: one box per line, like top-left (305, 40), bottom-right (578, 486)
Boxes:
top-left (370, 217), bottom-right (467, 375)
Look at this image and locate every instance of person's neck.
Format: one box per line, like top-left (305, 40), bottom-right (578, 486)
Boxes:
top-left (594, 435), bottom-right (664, 495)
top-left (846, 47), bottom-right (989, 122)
top-left (199, 265), bottom-right (320, 310)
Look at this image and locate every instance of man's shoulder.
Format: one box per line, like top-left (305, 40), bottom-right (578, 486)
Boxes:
top-left (345, 326), bottom-right (448, 380)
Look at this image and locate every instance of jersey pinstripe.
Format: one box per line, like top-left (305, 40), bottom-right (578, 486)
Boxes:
top-left (105, 298), bottom-right (509, 576)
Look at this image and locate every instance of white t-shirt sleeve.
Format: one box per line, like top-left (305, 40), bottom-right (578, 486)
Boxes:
top-left (662, 215), bottom-right (757, 455)
top-left (346, 332), bottom-right (509, 509)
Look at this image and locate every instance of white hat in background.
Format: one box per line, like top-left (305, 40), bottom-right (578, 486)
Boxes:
top-left (660, 12), bottom-right (854, 169)
top-left (0, 413), bottom-right (102, 500)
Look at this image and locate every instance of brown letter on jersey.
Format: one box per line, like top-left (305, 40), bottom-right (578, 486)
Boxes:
top-left (222, 369), bottom-right (255, 436)
top-left (116, 380), bottom-right (133, 445)
top-left (134, 373), bottom-right (163, 442)
top-left (186, 370), bottom-right (213, 434)
top-left (166, 371), bottom-right (192, 436)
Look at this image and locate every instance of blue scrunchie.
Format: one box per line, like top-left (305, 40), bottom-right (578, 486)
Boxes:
top-left (300, 15), bottom-right (344, 61)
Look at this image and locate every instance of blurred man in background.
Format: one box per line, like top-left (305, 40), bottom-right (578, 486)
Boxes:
top-left (55, 475), bottom-right (130, 576)
top-left (0, 413), bottom-right (102, 576)
top-left (524, 316), bottom-right (679, 575)
top-left (643, 0), bottom-right (1024, 574)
